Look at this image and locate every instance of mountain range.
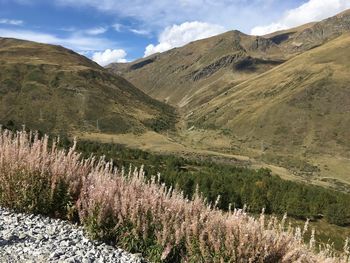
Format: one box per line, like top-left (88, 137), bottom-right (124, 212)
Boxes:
top-left (1, 9), bottom-right (350, 190)
top-left (108, 9), bottom-right (350, 188)
top-left (108, 9), bottom-right (350, 110)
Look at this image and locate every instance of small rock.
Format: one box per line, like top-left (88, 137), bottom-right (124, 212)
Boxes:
top-left (0, 207), bottom-right (148, 263)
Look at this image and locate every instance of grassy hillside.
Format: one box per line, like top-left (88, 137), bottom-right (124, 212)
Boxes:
top-left (108, 10), bottom-right (350, 114)
top-left (188, 34), bottom-right (350, 185)
top-left (107, 10), bottom-right (350, 188)
top-left (0, 38), bottom-right (176, 134)
top-left (108, 30), bottom-right (286, 109)
top-left (189, 33), bottom-right (350, 154)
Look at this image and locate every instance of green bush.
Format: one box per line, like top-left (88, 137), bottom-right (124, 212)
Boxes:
top-left (0, 169), bottom-right (72, 218)
top-left (325, 203), bottom-right (350, 226)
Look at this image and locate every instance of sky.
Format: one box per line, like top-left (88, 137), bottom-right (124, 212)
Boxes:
top-left (1, 0), bottom-right (350, 66)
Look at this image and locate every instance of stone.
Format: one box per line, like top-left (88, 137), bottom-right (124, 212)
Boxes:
top-left (0, 207), bottom-right (148, 263)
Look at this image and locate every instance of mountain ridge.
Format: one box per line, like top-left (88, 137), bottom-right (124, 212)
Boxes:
top-left (107, 9), bottom-right (350, 185)
top-left (0, 37), bottom-right (176, 134)
top-left (107, 30), bottom-right (286, 109)
top-left (108, 9), bottom-right (350, 111)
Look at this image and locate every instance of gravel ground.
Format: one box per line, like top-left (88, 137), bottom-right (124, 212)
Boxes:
top-left (0, 207), bottom-right (146, 263)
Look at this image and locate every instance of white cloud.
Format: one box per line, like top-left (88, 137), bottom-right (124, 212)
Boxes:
top-left (92, 49), bottom-right (127, 66)
top-left (85, 26), bottom-right (107, 35)
top-left (144, 21), bottom-right (225, 57)
top-left (0, 18), bottom-right (23, 25)
top-left (60, 26), bottom-right (77, 32)
top-left (0, 27), bottom-right (129, 63)
top-left (130, 28), bottom-right (150, 36)
top-left (112, 23), bottom-right (150, 36)
top-left (55, 0), bottom-right (293, 33)
top-left (112, 23), bottom-right (123, 32)
top-left (251, 0), bottom-right (350, 35)
top-left (0, 28), bottom-right (116, 51)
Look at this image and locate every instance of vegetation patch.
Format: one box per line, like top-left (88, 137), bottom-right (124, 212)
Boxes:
top-left (73, 140), bottom-right (350, 228)
top-left (1, 129), bottom-right (349, 262)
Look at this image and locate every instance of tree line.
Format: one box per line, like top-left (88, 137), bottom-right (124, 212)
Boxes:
top-left (73, 140), bottom-right (350, 227)
top-left (1, 121), bottom-right (348, 227)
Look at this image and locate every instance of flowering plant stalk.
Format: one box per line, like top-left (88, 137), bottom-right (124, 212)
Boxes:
top-left (0, 128), bottom-right (348, 262)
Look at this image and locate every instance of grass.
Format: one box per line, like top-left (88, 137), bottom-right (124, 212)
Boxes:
top-left (287, 217), bottom-right (350, 252)
top-left (75, 128), bottom-right (350, 194)
top-left (106, 15), bottom-right (350, 195)
top-left (1, 128), bottom-right (349, 262)
top-left (1, 25), bottom-right (350, 261)
top-left (186, 34), bottom-right (350, 190)
top-left (2, 31), bottom-right (349, 196)
top-left (108, 30), bottom-right (285, 109)
top-left (0, 37), bottom-right (176, 135)
top-left (61, 136), bottom-right (350, 253)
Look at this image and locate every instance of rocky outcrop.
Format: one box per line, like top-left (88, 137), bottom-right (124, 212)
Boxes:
top-left (190, 53), bottom-right (243, 81)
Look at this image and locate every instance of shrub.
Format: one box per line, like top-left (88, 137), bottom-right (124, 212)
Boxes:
top-left (325, 203), bottom-right (350, 226)
top-left (74, 140), bottom-right (350, 227)
top-left (0, 128), bottom-right (349, 262)
top-left (0, 129), bottom-right (91, 218)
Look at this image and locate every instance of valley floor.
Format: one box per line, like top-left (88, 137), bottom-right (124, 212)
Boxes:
top-left (76, 128), bottom-right (350, 194)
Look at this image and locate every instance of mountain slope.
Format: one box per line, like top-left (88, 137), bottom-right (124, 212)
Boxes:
top-left (0, 38), bottom-right (175, 134)
top-left (189, 33), bottom-right (350, 160)
top-left (108, 30), bottom-right (285, 109)
top-left (266, 8), bottom-right (350, 53)
top-left (108, 9), bottom-right (350, 114)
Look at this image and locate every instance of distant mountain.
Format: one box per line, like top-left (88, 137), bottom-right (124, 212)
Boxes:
top-left (108, 30), bottom-right (286, 109)
top-left (0, 38), bottom-right (175, 134)
top-left (266, 8), bottom-right (350, 52)
top-left (189, 34), bottom-right (350, 158)
top-left (108, 9), bottom-right (350, 182)
top-left (108, 9), bottom-right (350, 113)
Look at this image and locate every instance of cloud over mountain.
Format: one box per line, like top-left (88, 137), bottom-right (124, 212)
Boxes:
top-left (92, 49), bottom-right (127, 66)
top-left (0, 28), bottom-right (117, 51)
top-left (251, 0), bottom-right (350, 35)
top-left (144, 21), bottom-right (225, 57)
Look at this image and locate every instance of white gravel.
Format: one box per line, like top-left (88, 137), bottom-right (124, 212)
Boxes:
top-left (0, 207), bottom-right (147, 263)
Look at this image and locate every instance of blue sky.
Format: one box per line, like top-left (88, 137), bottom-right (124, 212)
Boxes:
top-left (1, 0), bottom-right (350, 65)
